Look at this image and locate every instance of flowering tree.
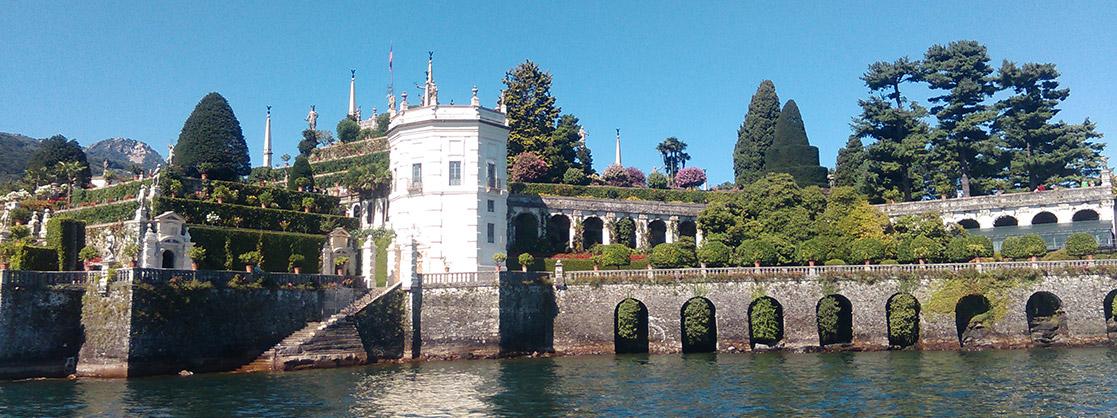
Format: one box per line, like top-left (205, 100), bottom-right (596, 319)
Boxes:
top-left (675, 167), bottom-right (707, 189)
top-left (510, 152), bottom-right (550, 182)
top-left (602, 165), bottom-right (646, 187)
top-left (624, 167), bottom-right (646, 187)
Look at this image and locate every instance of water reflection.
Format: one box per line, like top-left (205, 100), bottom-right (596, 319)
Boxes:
top-left (2, 349), bottom-right (1117, 416)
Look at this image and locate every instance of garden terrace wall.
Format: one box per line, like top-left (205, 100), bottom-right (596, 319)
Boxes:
top-left (173, 176), bottom-right (341, 214)
top-left (153, 197), bottom-right (356, 234)
top-left (309, 137), bottom-right (387, 163)
top-left (53, 201), bottom-right (139, 225)
top-left (0, 271), bottom-right (84, 378)
top-left (69, 178), bottom-right (152, 206)
top-left (186, 225), bottom-right (328, 273)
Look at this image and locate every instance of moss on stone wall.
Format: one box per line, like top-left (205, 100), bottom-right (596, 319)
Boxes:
top-left (887, 294), bottom-right (920, 347)
top-left (749, 297), bottom-right (781, 345)
top-left (923, 269), bottom-right (1044, 325)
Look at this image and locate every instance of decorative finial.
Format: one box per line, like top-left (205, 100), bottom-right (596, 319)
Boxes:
top-left (401, 91), bottom-right (409, 111)
top-left (266, 105), bottom-right (271, 115)
top-left (351, 69), bottom-right (356, 78)
top-left (470, 86), bottom-right (479, 107)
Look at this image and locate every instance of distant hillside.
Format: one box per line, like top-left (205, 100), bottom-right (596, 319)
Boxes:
top-left (0, 133), bottom-right (164, 182)
top-left (85, 137), bottom-right (164, 175)
top-left (0, 132), bottom-right (41, 182)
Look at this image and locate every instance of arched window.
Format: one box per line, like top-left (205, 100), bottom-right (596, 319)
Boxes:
top-left (161, 250), bottom-right (176, 269)
top-left (1073, 209), bottom-right (1100, 222)
top-left (1031, 212), bottom-right (1058, 225)
top-left (993, 216), bottom-right (1018, 227)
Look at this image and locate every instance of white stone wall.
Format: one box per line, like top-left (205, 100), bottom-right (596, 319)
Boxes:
top-left (387, 105), bottom-right (508, 288)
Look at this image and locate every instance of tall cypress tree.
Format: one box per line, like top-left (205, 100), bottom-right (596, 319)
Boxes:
top-left (832, 137), bottom-right (867, 189)
top-left (174, 92), bottom-right (251, 181)
top-left (763, 100), bottom-right (828, 187)
top-left (733, 80), bottom-right (781, 186)
top-left (287, 155), bottom-right (314, 191)
top-left (502, 60), bottom-right (561, 158)
top-left (994, 61), bottom-right (1103, 189)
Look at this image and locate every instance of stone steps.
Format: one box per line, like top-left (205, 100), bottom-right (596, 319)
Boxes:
top-left (234, 283), bottom-right (398, 373)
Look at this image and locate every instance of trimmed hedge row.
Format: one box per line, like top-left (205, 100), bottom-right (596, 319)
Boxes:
top-left (173, 176), bottom-right (341, 214)
top-left (70, 179), bottom-right (152, 206)
top-left (11, 244), bottom-right (59, 271)
top-left (510, 182), bottom-right (719, 203)
top-left (309, 137), bottom-right (387, 162)
top-left (153, 197), bottom-right (356, 235)
top-left (186, 225), bottom-right (325, 273)
top-left (53, 201), bottom-right (139, 225)
top-left (543, 257), bottom-right (649, 271)
top-left (309, 152), bottom-right (385, 176)
top-left (45, 218), bottom-right (85, 271)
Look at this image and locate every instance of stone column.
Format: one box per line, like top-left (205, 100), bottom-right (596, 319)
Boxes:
top-left (567, 212), bottom-right (577, 250)
top-left (602, 214), bottom-right (612, 245)
top-left (361, 235), bottom-right (375, 288)
top-left (635, 215), bottom-right (647, 249)
top-left (666, 216), bottom-right (678, 244)
top-left (696, 227), bottom-right (704, 247)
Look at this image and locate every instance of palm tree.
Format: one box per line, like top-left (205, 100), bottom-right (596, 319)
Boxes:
top-left (342, 160), bottom-right (392, 199)
top-left (55, 161), bottom-right (86, 206)
top-left (656, 137), bottom-right (691, 179)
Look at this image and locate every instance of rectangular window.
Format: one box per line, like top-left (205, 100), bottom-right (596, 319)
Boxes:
top-left (487, 162), bottom-right (497, 188)
top-left (487, 223), bottom-right (495, 243)
top-left (449, 161), bottom-right (461, 186)
top-left (487, 199), bottom-right (495, 213)
top-left (411, 163), bottom-right (422, 185)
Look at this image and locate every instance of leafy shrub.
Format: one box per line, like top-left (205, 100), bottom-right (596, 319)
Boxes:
top-left (517, 253), bottom-right (536, 270)
top-left (602, 165), bottom-right (646, 187)
top-left (824, 259), bottom-right (846, 266)
top-left (11, 244), bottom-right (58, 271)
top-left (817, 296), bottom-right (843, 345)
top-left (682, 298), bottom-right (714, 352)
top-left (288, 254), bottom-right (305, 270)
top-left (946, 235), bottom-right (994, 262)
top-left (796, 237), bottom-right (829, 264)
top-left (562, 168), bottom-right (590, 186)
top-left (850, 238), bottom-right (885, 264)
top-left (1000, 234), bottom-right (1048, 260)
top-left (674, 167), bottom-right (706, 189)
top-left (187, 246), bottom-right (206, 263)
top-left (887, 294), bottom-right (919, 347)
top-left (238, 250), bottom-right (262, 266)
top-left (649, 242), bottom-right (697, 268)
top-left (492, 252), bottom-right (507, 264)
top-left (735, 235), bottom-right (793, 266)
top-left (510, 152), bottom-right (549, 182)
top-left (879, 259), bottom-right (899, 265)
top-left (336, 117), bottom-right (360, 143)
top-left (1065, 233), bottom-right (1099, 258)
top-left (598, 244), bottom-right (632, 269)
top-left (697, 240), bottom-right (732, 267)
top-left (616, 298), bottom-right (642, 341)
top-left (79, 245), bottom-right (100, 262)
top-left (907, 235), bottom-right (944, 263)
top-left (647, 171), bottom-right (669, 189)
top-left (45, 218), bottom-right (85, 271)
top-left (750, 297), bottom-right (781, 344)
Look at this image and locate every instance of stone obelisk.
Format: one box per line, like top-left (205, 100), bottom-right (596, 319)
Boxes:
top-left (262, 106), bottom-right (273, 167)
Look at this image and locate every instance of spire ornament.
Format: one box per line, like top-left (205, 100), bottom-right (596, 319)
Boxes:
top-left (263, 105), bottom-right (273, 167)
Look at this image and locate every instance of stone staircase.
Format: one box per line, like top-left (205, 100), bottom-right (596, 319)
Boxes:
top-left (235, 283), bottom-right (400, 373)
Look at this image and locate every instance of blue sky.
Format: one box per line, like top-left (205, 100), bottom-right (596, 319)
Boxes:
top-left (2, 1), bottom-right (1115, 185)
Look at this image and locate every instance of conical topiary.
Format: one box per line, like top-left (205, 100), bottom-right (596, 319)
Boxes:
top-left (764, 100), bottom-right (829, 187)
top-left (174, 92), bottom-right (251, 181)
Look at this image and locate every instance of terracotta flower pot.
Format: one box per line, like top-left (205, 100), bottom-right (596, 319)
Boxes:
top-left (293, 266), bottom-right (302, 274)
top-left (191, 262), bottom-right (199, 271)
top-left (303, 207), bottom-right (310, 213)
top-left (245, 264), bottom-right (253, 272)
top-left (336, 268), bottom-right (345, 276)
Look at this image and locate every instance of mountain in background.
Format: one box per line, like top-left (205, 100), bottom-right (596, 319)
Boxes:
top-left (85, 137), bottom-right (164, 175)
top-left (0, 133), bottom-right (164, 182)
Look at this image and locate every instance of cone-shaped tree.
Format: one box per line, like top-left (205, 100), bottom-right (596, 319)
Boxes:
top-left (288, 155), bottom-right (314, 191)
top-left (174, 92), bottom-right (251, 181)
top-left (733, 80), bottom-right (781, 186)
top-left (764, 100), bottom-right (829, 187)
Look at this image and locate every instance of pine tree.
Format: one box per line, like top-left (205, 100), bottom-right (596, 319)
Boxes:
top-left (287, 155), bottom-right (314, 191)
top-left (922, 41), bottom-right (1001, 197)
top-left (174, 92), bottom-right (251, 181)
top-left (28, 134), bottom-right (92, 185)
top-left (993, 61), bottom-right (1103, 189)
top-left (832, 137), bottom-right (866, 189)
top-left (543, 114), bottom-right (583, 181)
top-left (502, 60), bottom-right (561, 157)
top-left (734, 80), bottom-right (781, 186)
top-left (763, 100), bottom-right (828, 187)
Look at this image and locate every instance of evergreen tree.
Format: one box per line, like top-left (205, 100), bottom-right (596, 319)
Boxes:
top-left (763, 100), bottom-right (828, 187)
top-left (542, 114), bottom-right (583, 181)
top-left (922, 41), bottom-right (1001, 197)
top-left (993, 61), bottom-right (1103, 189)
top-left (297, 129), bottom-right (318, 157)
top-left (28, 135), bottom-right (92, 185)
top-left (733, 80), bottom-right (781, 186)
top-left (287, 155), bottom-right (314, 191)
top-left (336, 117), bottom-right (360, 143)
top-left (832, 137), bottom-right (866, 189)
top-left (173, 92), bottom-right (251, 181)
top-left (502, 60), bottom-right (561, 157)
top-left (656, 137), bottom-right (690, 178)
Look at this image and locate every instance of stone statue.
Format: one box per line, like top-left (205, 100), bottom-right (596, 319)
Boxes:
top-left (356, 106), bottom-right (362, 121)
top-left (166, 144), bottom-right (175, 164)
top-left (578, 127), bottom-right (588, 143)
top-left (306, 105), bottom-right (319, 131)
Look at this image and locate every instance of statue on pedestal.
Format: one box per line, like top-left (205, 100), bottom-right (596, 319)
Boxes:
top-left (306, 105), bottom-right (319, 131)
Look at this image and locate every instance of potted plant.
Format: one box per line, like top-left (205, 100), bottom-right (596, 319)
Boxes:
top-left (122, 243), bottom-right (141, 268)
top-left (0, 243), bottom-right (12, 270)
top-left (295, 177), bottom-right (309, 192)
top-left (197, 162), bottom-right (214, 180)
top-left (258, 191), bottom-right (274, 208)
top-left (211, 185), bottom-right (237, 204)
top-left (492, 252), bottom-right (507, 272)
top-left (238, 251), bottom-right (262, 272)
top-left (334, 256), bottom-right (350, 275)
top-left (187, 246), bottom-right (207, 270)
top-left (301, 197), bottom-right (316, 213)
top-left (517, 253), bottom-right (535, 272)
top-left (289, 254), bottom-right (305, 274)
top-left (79, 245), bottom-right (100, 271)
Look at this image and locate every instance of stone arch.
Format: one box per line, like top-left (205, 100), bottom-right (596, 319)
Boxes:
top-left (1031, 211), bottom-right (1058, 225)
top-left (546, 214), bottom-right (571, 251)
top-left (993, 215), bottom-right (1018, 227)
top-left (748, 296), bottom-right (784, 348)
top-left (161, 250), bottom-right (175, 269)
top-left (816, 294), bottom-right (853, 346)
top-left (955, 294), bottom-right (992, 346)
top-left (680, 297), bottom-right (717, 353)
top-left (1026, 291), bottom-right (1066, 345)
top-left (1104, 290), bottom-right (1117, 340)
top-left (350, 203), bottom-right (362, 218)
top-left (614, 217), bottom-right (637, 248)
top-left (886, 293), bottom-right (920, 348)
top-left (648, 219), bottom-right (667, 247)
top-left (614, 298), bottom-right (649, 354)
top-left (958, 219), bottom-right (981, 229)
top-left (582, 216), bottom-right (604, 249)
top-left (678, 220), bottom-right (697, 241)
top-left (511, 212), bottom-right (540, 250)
top-left (1073, 209), bottom-right (1100, 222)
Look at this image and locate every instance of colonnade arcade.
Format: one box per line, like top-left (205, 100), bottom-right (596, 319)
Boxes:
top-left (507, 195), bottom-right (705, 252)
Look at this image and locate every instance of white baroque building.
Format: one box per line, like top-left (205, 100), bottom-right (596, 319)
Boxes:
top-left (386, 89), bottom-right (509, 288)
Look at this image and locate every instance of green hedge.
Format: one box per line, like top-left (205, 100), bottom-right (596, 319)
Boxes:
top-left (45, 218), bottom-right (85, 271)
top-left (70, 179), bottom-right (152, 206)
top-left (544, 258), bottom-right (649, 271)
top-left (309, 137), bottom-right (387, 162)
top-left (186, 225), bottom-right (325, 273)
top-left (53, 201), bottom-right (139, 225)
top-left (510, 182), bottom-right (720, 203)
top-left (153, 197), bottom-right (356, 234)
top-left (173, 176), bottom-right (341, 214)
top-left (308, 152), bottom-right (385, 176)
top-left (11, 244), bottom-right (59, 271)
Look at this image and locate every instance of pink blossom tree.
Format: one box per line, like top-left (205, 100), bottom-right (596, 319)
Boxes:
top-left (510, 152), bottom-right (550, 182)
top-left (675, 167), bottom-right (707, 189)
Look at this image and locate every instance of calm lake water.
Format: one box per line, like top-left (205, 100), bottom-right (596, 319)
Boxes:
top-left (3, 348), bottom-right (1117, 416)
